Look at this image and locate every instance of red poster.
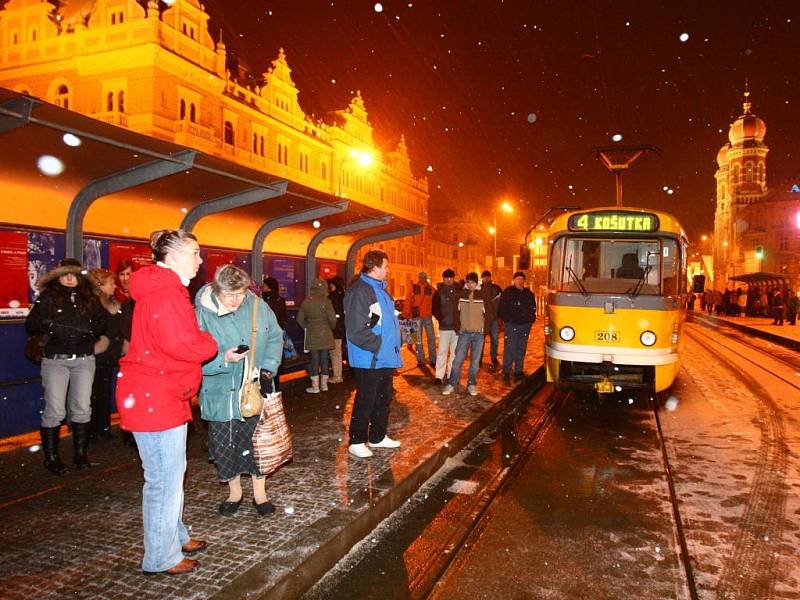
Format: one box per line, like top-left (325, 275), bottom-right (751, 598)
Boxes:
top-left (109, 241), bottom-right (153, 272)
top-left (0, 231), bottom-right (29, 313)
top-left (318, 261), bottom-right (338, 281)
top-left (204, 250), bottom-right (237, 283)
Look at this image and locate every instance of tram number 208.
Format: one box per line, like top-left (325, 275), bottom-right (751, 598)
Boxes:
top-left (594, 331), bottom-right (620, 343)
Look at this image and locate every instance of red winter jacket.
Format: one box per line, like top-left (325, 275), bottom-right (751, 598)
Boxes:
top-left (116, 265), bottom-right (217, 432)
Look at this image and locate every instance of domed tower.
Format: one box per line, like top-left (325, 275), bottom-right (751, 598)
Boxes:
top-left (726, 90), bottom-right (768, 197)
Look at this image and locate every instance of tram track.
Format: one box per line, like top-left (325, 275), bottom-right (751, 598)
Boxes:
top-left (681, 325), bottom-right (789, 599)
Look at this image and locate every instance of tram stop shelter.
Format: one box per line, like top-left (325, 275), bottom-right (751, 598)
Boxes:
top-left (0, 86), bottom-right (424, 294)
top-left (728, 272), bottom-right (790, 292)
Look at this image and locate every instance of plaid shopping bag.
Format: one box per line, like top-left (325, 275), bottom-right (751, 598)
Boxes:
top-left (252, 391), bottom-right (293, 476)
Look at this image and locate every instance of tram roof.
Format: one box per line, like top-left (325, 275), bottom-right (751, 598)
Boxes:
top-left (0, 87), bottom-right (421, 256)
top-left (547, 206), bottom-right (685, 238)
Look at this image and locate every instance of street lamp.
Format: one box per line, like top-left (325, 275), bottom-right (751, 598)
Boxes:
top-left (491, 201), bottom-right (513, 270)
top-left (338, 148), bottom-right (373, 197)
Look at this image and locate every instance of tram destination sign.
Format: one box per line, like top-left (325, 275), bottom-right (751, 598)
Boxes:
top-left (568, 210), bottom-right (660, 233)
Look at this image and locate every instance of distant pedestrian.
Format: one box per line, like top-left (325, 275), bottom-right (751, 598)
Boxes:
top-left (432, 269), bottom-right (460, 384)
top-left (788, 291), bottom-right (798, 326)
top-left (195, 265), bottom-right (283, 518)
top-left (327, 276), bottom-right (347, 383)
top-left (26, 258), bottom-right (109, 474)
top-left (480, 270), bottom-right (502, 369)
top-left (714, 289), bottom-right (724, 316)
top-left (297, 278), bottom-right (337, 393)
top-left (261, 276), bottom-right (287, 330)
top-left (88, 268), bottom-right (131, 443)
top-left (117, 229), bottom-right (218, 576)
top-left (403, 271), bottom-right (436, 368)
top-left (344, 250), bottom-right (402, 459)
top-left (771, 290), bottom-right (786, 326)
top-left (443, 272), bottom-right (491, 397)
top-left (498, 271), bottom-right (537, 383)
top-left (704, 289), bottom-right (714, 315)
top-left (737, 287), bottom-right (747, 317)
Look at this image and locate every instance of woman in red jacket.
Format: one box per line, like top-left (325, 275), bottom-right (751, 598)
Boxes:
top-left (117, 229), bottom-right (218, 576)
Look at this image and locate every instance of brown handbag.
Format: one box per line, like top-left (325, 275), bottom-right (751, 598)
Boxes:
top-left (239, 297), bottom-right (263, 418)
top-left (252, 388), bottom-right (293, 476)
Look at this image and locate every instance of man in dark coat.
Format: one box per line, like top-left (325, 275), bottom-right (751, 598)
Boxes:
top-left (480, 270), bottom-right (502, 369)
top-left (498, 271), bottom-right (536, 383)
top-left (432, 268), bottom-right (460, 384)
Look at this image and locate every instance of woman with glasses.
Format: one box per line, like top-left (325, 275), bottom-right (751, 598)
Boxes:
top-left (195, 265), bottom-right (283, 517)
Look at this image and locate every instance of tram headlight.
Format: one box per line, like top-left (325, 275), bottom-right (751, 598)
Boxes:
top-left (640, 331), bottom-right (657, 347)
top-left (559, 326), bottom-right (575, 341)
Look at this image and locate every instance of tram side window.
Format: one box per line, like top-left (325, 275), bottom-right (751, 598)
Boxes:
top-left (661, 239), bottom-right (679, 295)
top-left (549, 237), bottom-right (564, 289)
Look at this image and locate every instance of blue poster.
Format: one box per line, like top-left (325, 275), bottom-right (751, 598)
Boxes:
top-left (27, 231), bottom-right (64, 302)
top-left (271, 257), bottom-right (296, 306)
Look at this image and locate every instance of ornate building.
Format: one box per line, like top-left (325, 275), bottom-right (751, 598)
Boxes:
top-left (713, 91), bottom-right (800, 290)
top-left (0, 0), bottom-right (429, 295)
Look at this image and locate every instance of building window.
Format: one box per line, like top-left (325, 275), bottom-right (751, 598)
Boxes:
top-left (253, 133), bottom-right (258, 153)
top-left (745, 162), bottom-right (754, 183)
top-left (111, 13), bottom-right (116, 24)
top-left (179, 99), bottom-right (186, 120)
top-left (182, 23), bottom-right (187, 35)
top-left (117, 91), bottom-right (124, 113)
top-left (31, 29), bottom-right (37, 41)
top-left (189, 103), bottom-right (196, 122)
top-left (277, 144), bottom-right (282, 163)
top-left (119, 12), bottom-right (124, 23)
top-left (224, 121), bottom-right (234, 145)
top-left (107, 91), bottom-right (114, 112)
top-left (779, 237), bottom-right (788, 251)
top-left (260, 136), bottom-right (265, 156)
top-left (321, 162), bottom-right (327, 179)
top-left (54, 84), bottom-right (70, 109)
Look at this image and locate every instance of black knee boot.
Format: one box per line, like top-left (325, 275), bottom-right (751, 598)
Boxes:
top-left (71, 422), bottom-right (91, 469)
top-left (40, 426), bottom-right (68, 475)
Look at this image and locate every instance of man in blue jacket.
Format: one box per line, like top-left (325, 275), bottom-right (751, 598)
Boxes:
top-left (344, 250), bottom-right (403, 459)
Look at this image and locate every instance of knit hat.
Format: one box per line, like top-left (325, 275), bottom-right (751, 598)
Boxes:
top-left (418, 271), bottom-right (428, 279)
top-left (442, 268), bottom-right (456, 278)
top-left (466, 272), bottom-right (479, 283)
top-left (512, 271), bottom-right (526, 280)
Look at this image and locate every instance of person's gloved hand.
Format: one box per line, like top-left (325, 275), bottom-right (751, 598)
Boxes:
top-left (259, 369), bottom-right (274, 396)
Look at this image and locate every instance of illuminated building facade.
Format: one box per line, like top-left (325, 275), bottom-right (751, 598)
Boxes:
top-left (713, 92), bottom-right (800, 290)
top-left (0, 0), bottom-right (429, 295)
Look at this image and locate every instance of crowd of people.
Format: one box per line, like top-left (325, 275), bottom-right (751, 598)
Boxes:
top-left (698, 286), bottom-right (799, 325)
top-left (23, 232), bottom-right (536, 576)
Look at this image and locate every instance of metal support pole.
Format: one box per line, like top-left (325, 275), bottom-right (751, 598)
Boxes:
top-left (250, 201), bottom-right (349, 284)
top-left (346, 225), bottom-right (424, 281)
top-left (305, 216), bottom-right (392, 296)
top-left (180, 181), bottom-right (288, 231)
top-left (65, 149), bottom-right (197, 260)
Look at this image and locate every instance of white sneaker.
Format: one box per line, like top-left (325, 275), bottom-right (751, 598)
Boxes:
top-left (468, 385), bottom-right (478, 396)
top-left (370, 436), bottom-right (401, 449)
top-left (348, 443), bottom-right (373, 458)
top-left (442, 384), bottom-right (455, 395)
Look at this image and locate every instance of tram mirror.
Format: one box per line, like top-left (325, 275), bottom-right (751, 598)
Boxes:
top-left (518, 244), bottom-right (531, 270)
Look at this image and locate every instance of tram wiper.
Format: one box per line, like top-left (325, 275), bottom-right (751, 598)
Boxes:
top-left (629, 265), bottom-right (653, 297)
top-left (566, 264), bottom-right (589, 296)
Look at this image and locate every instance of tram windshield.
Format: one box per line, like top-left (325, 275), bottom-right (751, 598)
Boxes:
top-left (551, 237), bottom-right (680, 296)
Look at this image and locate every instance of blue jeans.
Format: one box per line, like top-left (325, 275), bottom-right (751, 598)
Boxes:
top-left (133, 424), bottom-right (191, 572)
top-left (503, 322), bottom-right (532, 375)
top-left (415, 316), bottom-right (436, 364)
top-left (479, 319), bottom-right (500, 364)
top-left (449, 331), bottom-right (485, 387)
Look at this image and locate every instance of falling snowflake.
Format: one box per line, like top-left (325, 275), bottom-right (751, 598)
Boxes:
top-left (527, 113), bottom-right (537, 123)
top-left (679, 33), bottom-right (689, 42)
top-left (29, 444), bottom-right (41, 453)
top-left (611, 133), bottom-right (623, 142)
top-left (374, 2), bottom-right (383, 12)
top-left (285, 506), bottom-right (294, 515)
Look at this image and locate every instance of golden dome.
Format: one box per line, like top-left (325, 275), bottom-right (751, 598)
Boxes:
top-left (728, 91), bottom-right (766, 145)
top-left (716, 144), bottom-right (730, 167)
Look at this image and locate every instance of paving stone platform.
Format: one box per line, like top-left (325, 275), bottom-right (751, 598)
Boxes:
top-left (0, 330), bottom-right (543, 600)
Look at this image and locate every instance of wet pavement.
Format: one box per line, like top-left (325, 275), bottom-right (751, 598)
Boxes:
top-left (0, 329), bottom-right (542, 599)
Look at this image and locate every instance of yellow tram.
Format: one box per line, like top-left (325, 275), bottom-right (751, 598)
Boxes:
top-left (543, 207), bottom-right (688, 393)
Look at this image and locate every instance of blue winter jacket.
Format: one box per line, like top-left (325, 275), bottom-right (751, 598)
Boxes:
top-left (344, 273), bottom-right (402, 369)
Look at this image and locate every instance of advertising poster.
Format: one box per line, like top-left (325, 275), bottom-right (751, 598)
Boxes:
top-left (318, 261), bottom-right (340, 281)
top-left (82, 238), bottom-right (105, 271)
top-left (271, 257), bottom-right (296, 306)
top-left (27, 231), bottom-right (64, 304)
top-left (109, 241), bottom-right (152, 272)
top-left (203, 250), bottom-right (237, 283)
top-left (0, 231), bottom-right (29, 317)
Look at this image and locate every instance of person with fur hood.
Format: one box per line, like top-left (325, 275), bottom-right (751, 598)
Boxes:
top-left (25, 258), bottom-right (109, 474)
top-left (297, 278), bottom-right (337, 393)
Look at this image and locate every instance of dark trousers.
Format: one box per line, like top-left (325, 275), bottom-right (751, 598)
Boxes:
top-left (502, 322), bottom-right (532, 375)
top-left (349, 367), bottom-right (394, 445)
top-left (90, 363), bottom-right (115, 439)
top-left (308, 349), bottom-right (330, 376)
